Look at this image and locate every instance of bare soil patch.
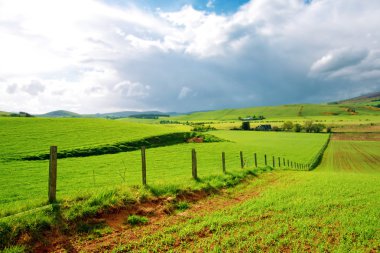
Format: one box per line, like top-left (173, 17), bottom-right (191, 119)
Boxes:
top-left (331, 133), bottom-right (380, 141)
top-left (33, 173), bottom-right (282, 252)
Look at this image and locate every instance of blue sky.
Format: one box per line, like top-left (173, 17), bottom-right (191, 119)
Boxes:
top-left (0, 0), bottom-right (379, 114)
top-left (106, 0), bottom-right (250, 14)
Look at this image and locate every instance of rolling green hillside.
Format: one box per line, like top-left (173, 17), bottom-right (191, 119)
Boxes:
top-left (0, 111), bottom-right (10, 116)
top-left (0, 117), bottom-right (189, 160)
top-left (174, 103), bottom-right (380, 121)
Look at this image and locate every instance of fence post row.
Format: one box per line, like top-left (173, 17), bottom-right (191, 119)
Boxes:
top-left (222, 152), bottom-right (226, 174)
top-left (141, 146), bottom-right (147, 185)
top-left (49, 146), bottom-right (57, 203)
top-left (240, 151), bottom-right (244, 168)
top-left (192, 149), bottom-right (198, 179)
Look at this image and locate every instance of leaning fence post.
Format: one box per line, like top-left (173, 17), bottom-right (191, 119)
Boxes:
top-left (49, 146), bottom-right (57, 203)
top-left (240, 151), bottom-right (244, 169)
top-left (141, 146), bottom-right (147, 185)
top-left (222, 152), bottom-right (226, 174)
top-left (192, 149), bottom-right (198, 179)
top-left (254, 153), bottom-right (257, 168)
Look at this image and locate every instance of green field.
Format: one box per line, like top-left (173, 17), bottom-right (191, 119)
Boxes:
top-left (1, 114), bottom-right (379, 252)
top-left (174, 104), bottom-right (380, 121)
top-left (0, 129), bottom-right (328, 218)
top-left (0, 118), bottom-right (189, 160)
top-left (102, 137), bottom-right (380, 252)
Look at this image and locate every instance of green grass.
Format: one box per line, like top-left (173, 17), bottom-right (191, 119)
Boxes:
top-left (103, 135), bottom-right (380, 252)
top-left (0, 117), bottom-right (189, 160)
top-left (0, 131), bottom-right (328, 218)
top-left (174, 104), bottom-right (380, 121)
top-left (119, 170), bottom-right (380, 252)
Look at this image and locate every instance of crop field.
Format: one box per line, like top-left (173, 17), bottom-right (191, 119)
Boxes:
top-left (0, 118), bottom-right (189, 160)
top-left (0, 130), bottom-right (328, 218)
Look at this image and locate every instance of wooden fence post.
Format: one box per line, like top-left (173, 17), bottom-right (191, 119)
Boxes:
top-left (278, 157), bottom-right (281, 167)
top-left (240, 151), bottom-right (244, 169)
top-left (49, 146), bottom-right (57, 203)
top-left (141, 146), bottom-right (147, 185)
top-left (254, 153), bottom-right (257, 168)
top-left (222, 152), bottom-right (226, 174)
top-left (272, 156), bottom-right (275, 168)
top-left (265, 154), bottom-right (267, 166)
top-left (283, 158), bottom-right (286, 166)
top-left (287, 160), bottom-right (289, 167)
top-left (192, 149), bottom-right (198, 179)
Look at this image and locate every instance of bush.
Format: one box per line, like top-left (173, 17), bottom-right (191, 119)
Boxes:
top-left (282, 121), bottom-right (293, 131)
top-left (293, 123), bottom-right (302, 132)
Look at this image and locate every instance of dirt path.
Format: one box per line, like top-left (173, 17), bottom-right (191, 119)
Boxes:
top-left (34, 172), bottom-right (285, 252)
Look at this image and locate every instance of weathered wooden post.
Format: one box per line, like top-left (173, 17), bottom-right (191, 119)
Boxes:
top-left (272, 156), bottom-right (275, 168)
top-left (222, 152), bottom-right (226, 174)
top-left (278, 157), bottom-right (281, 167)
top-left (49, 146), bottom-right (57, 203)
top-left (254, 153), bottom-right (257, 168)
top-left (192, 149), bottom-right (198, 179)
top-left (240, 151), bottom-right (244, 169)
top-left (141, 146), bottom-right (147, 185)
top-left (283, 158), bottom-right (286, 166)
top-left (265, 154), bottom-right (267, 166)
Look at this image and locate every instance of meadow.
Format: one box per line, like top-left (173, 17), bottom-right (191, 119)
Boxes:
top-left (0, 117), bottom-right (189, 160)
top-left (101, 136), bottom-right (380, 253)
top-left (0, 129), bottom-right (328, 218)
top-left (173, 104), bottom-right (380, 121)
top-left (1, 111), bottom-right (379, 252)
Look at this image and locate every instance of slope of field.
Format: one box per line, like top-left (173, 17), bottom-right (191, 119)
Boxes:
top-left (94, 134), bottom-right (379, 252)
top-left (0, 131), bottom-right (328, 217)
top-left (174, 104), bottom-right (380, 121)
top-left (0, 118), bottom-right (189, 160)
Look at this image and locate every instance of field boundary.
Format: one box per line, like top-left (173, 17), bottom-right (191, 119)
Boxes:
top-left (308, 133), bottom-right (331, 170)
top-left (18, 132), bottom-right (223, 161)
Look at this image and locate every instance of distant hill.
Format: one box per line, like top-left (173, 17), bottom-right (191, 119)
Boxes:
top-left (87, 111), bottom-right (173, 119)
top-left (35, 110), bottom-right (179, 118)
top-left (38, 110), bottom-right (82, 118)
top-left (0, 111), bottom-right (11, 117)
top-left (335, 91), bottom-right (380, 105)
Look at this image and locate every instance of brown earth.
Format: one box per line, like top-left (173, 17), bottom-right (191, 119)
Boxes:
top-left (331, 132), bottom-right (380, 141)
top-left (32, 172), bottom-right (283, 253)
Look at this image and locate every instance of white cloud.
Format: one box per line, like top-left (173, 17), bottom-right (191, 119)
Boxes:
top-left (0, 0), bottom-right (380, 113)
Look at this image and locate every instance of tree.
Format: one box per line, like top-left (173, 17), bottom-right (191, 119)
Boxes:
top-left (293, 123), bottom-right (302, 132)
top-left (304, 121), bottom-right (313, 133)
top-left (311, 123), bottom-right (326, 133)
top-left (282, 121), bottom-right (293, 131)
top-left (241, 121), bottom-right (250, 130)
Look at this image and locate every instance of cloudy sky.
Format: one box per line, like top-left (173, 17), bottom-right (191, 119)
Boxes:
top-left (0, 0), bottom-right (379, 114)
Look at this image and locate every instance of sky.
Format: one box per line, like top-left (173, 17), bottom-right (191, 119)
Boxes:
top-left (0, 0), bottom-right (380, 114)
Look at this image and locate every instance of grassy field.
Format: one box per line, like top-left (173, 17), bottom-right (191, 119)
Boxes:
top-left (174, 104), bottom-right (380, 121)
top-left (0, 118), bottom-right (189, 160)
top-left (104, 135), bottom-right (380, 252)
top-left (0, 131), bottom-right (328, 218)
